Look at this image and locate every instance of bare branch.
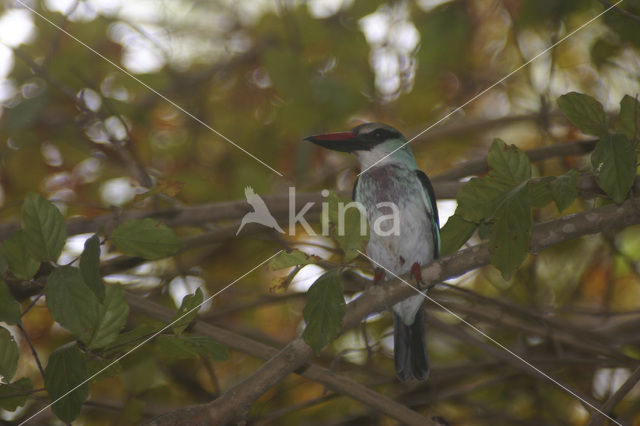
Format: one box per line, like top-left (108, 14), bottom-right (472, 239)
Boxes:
top-left (124, 293), bottom-right (432, 425)
top-left (588, 366), bottom-right (640, 426)
top-left (4, 171), bottom-right (630, 245)
top-left (432, 138), bottom-right (597, 182)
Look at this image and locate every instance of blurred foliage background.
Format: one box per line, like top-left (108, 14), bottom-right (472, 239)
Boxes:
top-left (1, 0), bottom-right (640, 424)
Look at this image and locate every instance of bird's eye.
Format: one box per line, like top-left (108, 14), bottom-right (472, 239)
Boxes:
top-left (372, 129), bottom-right (385, 140)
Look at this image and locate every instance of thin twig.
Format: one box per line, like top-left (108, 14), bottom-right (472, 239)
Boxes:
top-left (588, 366), bottom-right (640, 426)
top-left (17, 323), bottom-right (46, 381)
top-left (20, 293), bottom-right (44, 318)
top-left (597, 0), bottom-right (640, 24)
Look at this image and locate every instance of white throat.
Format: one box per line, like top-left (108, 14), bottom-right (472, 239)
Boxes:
top-left (354, 149), bottom-right (404, 171)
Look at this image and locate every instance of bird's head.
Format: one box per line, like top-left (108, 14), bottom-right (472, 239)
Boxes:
top-left (305, 122), bottom-right (416, 170)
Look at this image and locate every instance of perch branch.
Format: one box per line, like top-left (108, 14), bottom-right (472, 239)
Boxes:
top-left (145, 198), bottom-right (640, 425)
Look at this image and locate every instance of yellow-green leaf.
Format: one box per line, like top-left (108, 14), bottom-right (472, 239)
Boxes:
top-left (440, 214), bottom-right (476, 256)
top-left (111, 219), bottom-right (182, 260)
top-left (172, 288), bottom-right (203, 335)
top-left (269, 249), bottom-right (318, 270)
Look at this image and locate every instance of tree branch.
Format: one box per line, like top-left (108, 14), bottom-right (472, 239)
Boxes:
top-left (124, 293), bottom-right (433, 426)
top-left (2, 171), bottom-right (626, 247)
top-left (588, 366), bottom-right (640, 426)
top-left (432, 138), bottom-right (597, 182)
top-left (597, 0), bottom-right (640, 24)
top-left (11, 47), bottom-right (153, 188)
top-left (0, 138), bottom-right (599, 242)
top-left (145, 198), bottom-right (640, 425)
top-left (428, 315), bottom-right (600, 415)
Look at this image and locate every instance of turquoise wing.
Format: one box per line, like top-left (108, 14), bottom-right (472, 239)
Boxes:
top-left (415, 170), bottom-right (440, 258)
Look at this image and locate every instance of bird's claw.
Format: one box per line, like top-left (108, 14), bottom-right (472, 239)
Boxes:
top-left (411, 262), bottom-right (429, 289)
top-left (373, 268), bottom-right (384, 284)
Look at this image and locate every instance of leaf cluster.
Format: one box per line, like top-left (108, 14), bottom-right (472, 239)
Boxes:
top-left (0, 195), bottom-right (226, 422)
top-left (440, 92), bottom-right (639, 279)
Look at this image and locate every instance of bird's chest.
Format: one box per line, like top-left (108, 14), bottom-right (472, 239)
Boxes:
top-left (356, 167), bottom-right (434, 276)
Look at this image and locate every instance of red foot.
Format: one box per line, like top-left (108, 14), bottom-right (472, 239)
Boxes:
top-left (373, 268), bottom-right (384, 284)
top-left (411, 262), bottom-right (424, 285)
top-left (412, 262), bottom-right (435, 291)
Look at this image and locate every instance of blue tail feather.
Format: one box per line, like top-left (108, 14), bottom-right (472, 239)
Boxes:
top-left (393, 309), bottom-right (429, 381)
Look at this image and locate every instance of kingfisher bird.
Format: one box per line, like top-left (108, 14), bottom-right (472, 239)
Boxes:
top-left (305, 122), bottom-right (440, 381)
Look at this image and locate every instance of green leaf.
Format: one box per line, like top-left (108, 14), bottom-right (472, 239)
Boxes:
top-left (439, 214), bottom-right (476, 256)
top-left (80, 234), bottom-right (105, 300)
top-left (44, 342), bottom-right (88, 423)
top-left (0, 230), bottom-right (40, 280)
top-left (456, 177), bottom-right (510, 222)
top-left (21, 193), bottom-right (67, 262)
top-left (87, 285), bottom-right (130, 349)
top-left (489, 187), bottom-right (532, 280)
top-left (0, 377), bottom-right (32, 411)
top-left (457, 139), bottom-right (532, 225)
top-left (155, 334), bottom-right (200, 361)
top-left (591, 133), bottom-right (636, 203)
top-left (269, 249), bottom-right (318, 270)
top-left (106, 324), bottom-right (158, 354)
top-left (111, 218), bottom-right (182, 260)
top-left (184, 335), bottom-right (229, 361)
top-left (528, 177), bottom-right (555, 209)
top-left (478, 221), bottom-right (492, 240)
top-left (0, 327), bottom-right (19, 383)
top-left (45, 266), bottom-right (100, 343)
top-left (302, 269), bottom-right (345, 354)
top-left (487, 139), bottom-right (531, 185)
top-left (327, 192), bottom-right (368, 261)
top-left (172, 288), bottom-right (203, 335)
top-left (558, 92), bottom-right (608, 136)
top-left (550, 170), bottom-right (580, 211)
top-left (0, 279), bottom-right (21, 324)
top-left (616, 95), bottom-right (640, 141)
